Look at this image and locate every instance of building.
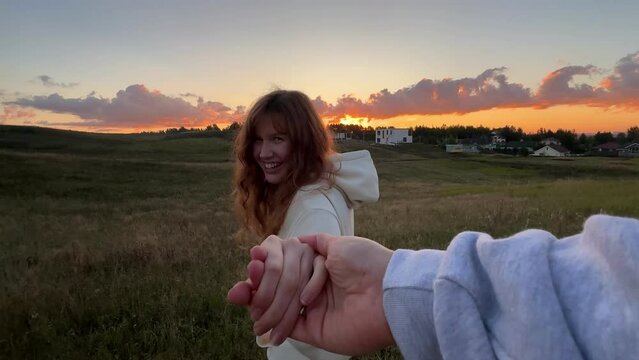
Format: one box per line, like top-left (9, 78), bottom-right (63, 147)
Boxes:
top-left (592, 142), bottom-right (621, 156)
top-left (533, 144), bottom-right (570, 157)
top-left (333, 132), bottom-right (351, 142)
top-left (619, 143), bottom-right (639, 157)
top-left (446, 144), bottom-right (479, 153)
top-left (541, 137), bottom-right (561, 146)
top-left (490, 132), bottom-right (506, 144)
top-left (375, 128), bottom-right (412, 145)
top-left (497, 140), bottom-right (537, 154)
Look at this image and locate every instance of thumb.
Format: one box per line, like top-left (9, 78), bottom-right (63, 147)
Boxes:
top-left (298, 233), bottom-right (335, 257)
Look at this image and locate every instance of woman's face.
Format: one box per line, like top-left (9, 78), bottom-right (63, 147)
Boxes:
top-left (252, 115), bottom-right (292, 185)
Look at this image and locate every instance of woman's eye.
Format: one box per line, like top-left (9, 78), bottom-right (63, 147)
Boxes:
top-left (254, 139), bottom-right (263, 145)
top-left (273, 137), bottom-right (284, 143)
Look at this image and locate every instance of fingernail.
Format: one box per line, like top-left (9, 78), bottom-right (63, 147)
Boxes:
top-left (270, 329), bottom-right (282, 345)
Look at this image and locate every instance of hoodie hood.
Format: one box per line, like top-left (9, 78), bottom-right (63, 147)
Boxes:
top-left (329, 150), bottom-right (379, 208)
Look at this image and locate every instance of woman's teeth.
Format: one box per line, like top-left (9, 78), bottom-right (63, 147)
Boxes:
top-left (264, 162), bottom-right (281, 169)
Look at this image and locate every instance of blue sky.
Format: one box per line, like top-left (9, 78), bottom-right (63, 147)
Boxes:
top-left (1, 0), bottom-right (638, 132)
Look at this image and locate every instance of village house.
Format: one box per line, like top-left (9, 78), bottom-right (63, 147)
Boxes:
top-left (446, 144), bottom-right (479, 153)
top-left (483, 132), bottom-right (506, 150)
top-left (333, 132), bottom-right (351, 142)
top-left (592, 142), bottom-right (621, 156)
top-left (619, 143), bottom-right (639, 157)
top-left (541, 137), bottom-right (561, 146)
top-left (496, 140), bottom-right (537, 154)
top-left (490, 132), bottom-right (506, 144)
top-left (375, 128), bottom-right (412, 145)
top-left (533, 144), bottom-right (570, 157)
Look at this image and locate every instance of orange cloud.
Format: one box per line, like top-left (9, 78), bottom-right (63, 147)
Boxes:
top-left (7, 85), bottom-right (244, 128)
top-left (0, 105), bottom-right (36, 121)
top-left (315, 51), bottom-right (639, 120)
top-left (5, 51), bottom-right (638, 130)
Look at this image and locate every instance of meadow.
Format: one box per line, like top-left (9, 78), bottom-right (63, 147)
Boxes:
top-left (1, 125), bottom-right (638, 359)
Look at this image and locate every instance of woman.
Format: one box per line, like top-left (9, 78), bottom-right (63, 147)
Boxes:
top-left (233, 89), bottom-right (379, 359)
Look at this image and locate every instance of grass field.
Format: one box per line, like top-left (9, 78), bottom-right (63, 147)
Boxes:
top-left (1, 125), bottom-right (638, 359)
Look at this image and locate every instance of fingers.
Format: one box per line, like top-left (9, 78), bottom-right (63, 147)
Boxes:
top-left (267, 243), bottom-right (316, 344)
top-left (227, 281), bottom-right (252, 305)
top-left (247, 259), bottom-right (264, 289)
top-left (250, 245), bottom-right (267, 261)
top-left (253, 238), bottom-right (305, 335)
top-left (251, 236), bottom-right (284, 320)
top-left (298, 233), bottom-right (334, 257)
top-left (300, 255), bottom-right (327, 306)
top-left (289, 290), bottom-right (329, 349)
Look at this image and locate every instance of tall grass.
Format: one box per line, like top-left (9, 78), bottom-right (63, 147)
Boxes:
top-left (1, 130), bottom-right (638, 359)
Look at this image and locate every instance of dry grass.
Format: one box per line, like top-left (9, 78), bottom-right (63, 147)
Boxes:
top-left (1, 134), bottom-right (638, 359)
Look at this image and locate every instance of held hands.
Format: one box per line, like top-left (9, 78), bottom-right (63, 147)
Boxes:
top-left (227, 234), bottom-right (396, 355)
top-left (227, 236), bottom-right (325, 345)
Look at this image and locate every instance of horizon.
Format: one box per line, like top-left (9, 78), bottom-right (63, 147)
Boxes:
top-left (1, 1), bottom-right (638, 133)
top-left (3, 122), bottom-right (634, 138)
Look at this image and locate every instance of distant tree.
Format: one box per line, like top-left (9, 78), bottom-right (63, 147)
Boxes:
top-left (206, 124), bottom-right (221, 132)
top-left (554, 129), bottom-right (578, 151)
top-left (518, 147), bottom-right (530, 157)
top-left (615, 132), bottom-right (627, 144)
top-left (627, 126), bottom-right (639, 142)
top-left (594, 131), bottom-right (614, 145)
top-left (499, 126), bottom-right (523, 142)
top-left (530, 128), bottom-right (554, 142)
top-left (224, 122), bottom-right (241, 132)
top-left (577, 133), bottom-right (592, 153)
top-left (578, 133), bottom-right (588, 144)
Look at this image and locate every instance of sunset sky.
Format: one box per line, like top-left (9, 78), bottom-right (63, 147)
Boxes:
top-left (1, 0), bottom-right (638, 133)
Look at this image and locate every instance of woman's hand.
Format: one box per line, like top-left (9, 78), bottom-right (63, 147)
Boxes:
top-left (227, 235), bottom-right (328, 344)
top-left (229, 233), bottom-right (396, 355)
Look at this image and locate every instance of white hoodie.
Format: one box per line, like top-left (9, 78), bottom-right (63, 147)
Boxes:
top-left (262, 150), bottom-right (379, 360)
top-left (278, 150), bottom-right (380, 239)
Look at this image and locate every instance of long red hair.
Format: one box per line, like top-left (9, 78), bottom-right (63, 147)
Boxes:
top-left (233, 90), bottom-right (334, 238)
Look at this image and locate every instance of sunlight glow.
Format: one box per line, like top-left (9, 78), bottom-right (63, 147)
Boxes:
top-left (338, 114), bottom-right (370, 127)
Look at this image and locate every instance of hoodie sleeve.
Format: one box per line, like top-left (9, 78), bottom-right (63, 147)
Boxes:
top-left (383, 215), bottom-right (639, 360)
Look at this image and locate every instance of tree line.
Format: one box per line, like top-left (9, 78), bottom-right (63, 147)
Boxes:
top-left (328, 124), bottom-right (639, 153)
top-left (150, 122), bottom-right (639, 154)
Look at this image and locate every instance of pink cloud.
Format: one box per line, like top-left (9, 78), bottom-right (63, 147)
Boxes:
top-left (535, 65), bottom-right (606, 108)
top-left (315, 52), bottom-right (639, 119)
top-left (599, 51), bottom-right (639, 109)
top-left (5, 51), bottom-right (639, 129)
top-left (316, 68), bottom-right (532, 119)
top-left (0, 105), bottom-right (36, 122)
top-left (8, 85), bottom-right (244, 128)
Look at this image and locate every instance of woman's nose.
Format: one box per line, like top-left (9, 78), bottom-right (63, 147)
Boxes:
top-left (259, 142), bottom-right (273, 158)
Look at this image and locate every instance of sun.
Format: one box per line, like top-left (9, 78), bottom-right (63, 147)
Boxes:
top-left (338, 114), bottom-right (370, 126)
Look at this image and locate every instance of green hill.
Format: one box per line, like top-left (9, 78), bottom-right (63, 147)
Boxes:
top-left (0, 125), bottom-right (233, 162)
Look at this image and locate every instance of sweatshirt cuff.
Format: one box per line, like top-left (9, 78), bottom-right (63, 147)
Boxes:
top-left (383, 249), bottom-right (444, 360)
top-left (384, 249), bottom-right (444, 290)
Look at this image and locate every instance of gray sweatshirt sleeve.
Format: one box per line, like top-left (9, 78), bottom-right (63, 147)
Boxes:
top-left (383, 215), bottom-right (639, 360)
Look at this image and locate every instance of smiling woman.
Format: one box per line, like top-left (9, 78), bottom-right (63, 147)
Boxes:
top-left (231, 90), bottom-right (380, 359)
top-left (252, 114), bottom-right (292, 185)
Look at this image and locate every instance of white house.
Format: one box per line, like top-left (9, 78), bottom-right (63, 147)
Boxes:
top-left (333, 132), bottom-right (351, 142)
top-left (375, 128), bottom-right (412, 145)
top-left (620, 143), bottom-right (639, 157)
top-left (491, 134), bottom-right (506, 144)
top-left (533, 144), bottom-right (570, 157)
top-left (446, 144), bottom-right (479, 153)
top-left (541, 137), bottom-right (561, 146)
